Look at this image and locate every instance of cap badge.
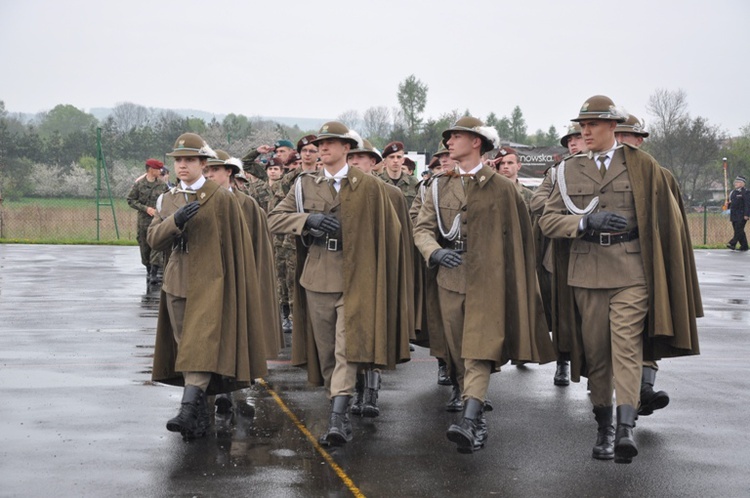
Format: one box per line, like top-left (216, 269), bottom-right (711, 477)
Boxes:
top-left (581, 102), bottom-right (589, 112)
top-left (177, 140), bottom-right (186, 148)
top-left (321, 125), bottom-right (329, 133)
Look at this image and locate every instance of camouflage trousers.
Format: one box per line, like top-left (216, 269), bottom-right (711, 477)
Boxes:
top-left (137, 220), bottom-right (163, 268)
top-left (274, 236), bottom-right (296, 309)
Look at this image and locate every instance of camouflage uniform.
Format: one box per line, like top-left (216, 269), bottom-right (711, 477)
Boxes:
top-left (376, 171), bottom-right (419, 208)
top-left (246, 178), bottom-right (273, 212)
top-left (127, 177), bottom-right (168, 268)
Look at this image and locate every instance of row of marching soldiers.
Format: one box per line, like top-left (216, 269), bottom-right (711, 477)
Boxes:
top-left (147, 94), bottom-right (702, 464)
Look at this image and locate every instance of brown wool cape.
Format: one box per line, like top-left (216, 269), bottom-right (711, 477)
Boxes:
top-left (291, 168), bottom-right (411, 386)
top-left (150, 181), bottom-right (270, 394)
top-left (419, 167), bottom-right (557, 368)
top-left (549, 145), bottom-right (703, 381)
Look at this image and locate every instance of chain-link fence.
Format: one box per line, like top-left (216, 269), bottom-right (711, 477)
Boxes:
top-left (0, 196), bottom-right (737, 247)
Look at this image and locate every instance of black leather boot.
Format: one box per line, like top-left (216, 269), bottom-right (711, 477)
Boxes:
top-left (445, 383), bottom-right (463, 412)
top-left (215, 392), bottom-right (233, 415)
top-left (322, 396), bottom-right (353, 446)
top-left (446, 397), bottom-right (484, 453)
top-left (351, 374), bottom-right (365, 416)
top-left (554, 359), bottom-right (570, 386)
top-left (362, 370), bottom-right (381, 418)
top-left (166, 385), bottom-right (209, 440)
top-left (615, 404), bottom-right (638, 463)
top-left (281, 304), bottom-right (292, 334)
top-left (437, 358), bottom-right (451, 386)
top-left (638, 367), bottom-right (669, 416)
top-left (592, 406), bottom-right (615, 460)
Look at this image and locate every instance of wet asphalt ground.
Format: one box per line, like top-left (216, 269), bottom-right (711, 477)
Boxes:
top-left (0, 244), bottom-right (749, 497)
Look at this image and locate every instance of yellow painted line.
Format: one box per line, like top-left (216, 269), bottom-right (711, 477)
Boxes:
top-left (258, 378), bottom-right (366, 498)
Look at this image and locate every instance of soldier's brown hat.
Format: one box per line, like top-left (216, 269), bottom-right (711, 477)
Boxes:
top-left (433, 141), bottom-right (449, 157)
top-left (441, 116), bottom-right (500, 155)
top-left (166, 132), bottom-right (217, 158)
top-left (312, 121), bottom-right (362, 149)
top-left (427, 155), bottom-right (441, 169)
top-left (145, 158), bottom-right (164, 169)
top-left (266, 157), bottom-right (285, 169)
top-left (297, 134), bottom-right (318, 152)
top-left (615, 114), bottom-right (650, 137)
top-left (285, 152), bottom-right (302, 166)
top-left (383, 141), bottom-right (405, 158)
top-left (348, 138), bottom-right (383, 163)
top-left (571, 95), bottom-right (626, 123)
top-left (206, 149), bottom-right (241, 175)
top-left (560, 123), bottom-right (583, 148)
top-left (494, 146), bottom-right (519, 163)
top-left (403, 157), bottom-right (416, 172)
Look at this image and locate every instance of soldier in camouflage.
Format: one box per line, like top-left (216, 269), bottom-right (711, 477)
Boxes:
top-left (377, 141), bottom-right (419, 208)
top-left (127, 158), bottom-right (169, 285)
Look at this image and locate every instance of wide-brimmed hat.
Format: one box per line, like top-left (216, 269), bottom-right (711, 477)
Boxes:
top-left (571, 95), bottom-right (626, 123)
top-left (166, 132), bottom-right (217, 158)
top-left (348, 138), bottom-right (383, 163)
top-left (615, 114), bottom-right (649, 137)
top-left (441, 116), bottom-right (500, 155)
top-left (312, 121), bottom-right (362, 149)
top-left (433, 141), bottom-right (449, 157)
top-left (560, 123), bottom-right (582, 148)
top-left (206, 150), bottom-right (240, 175)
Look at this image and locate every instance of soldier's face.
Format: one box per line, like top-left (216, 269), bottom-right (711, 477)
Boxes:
top-left (317, 139), bottom-right (349, 167)
top-left (579, 120), bottom-right (617, 152)
top-left (300, 144), bottom-right (319, 166)
top-left (384, 152), bottom-right (405, 174)
top-left (446, 132), bottom-right (480, 162)
top-left (175, 156), bottom-right (206, 184)
top-left (274, 147), bottom-right (293, 163)
top-left (267, 166), bottom-right (283, 181)
top-left (497, 154), bottom-right (521, 180)
top-left (348, 152), bottom-right (376, 174)
top-left (288, 159), bottom-right (302, 170)
top-left (615, 132), bottom-right (644, 147)
top-left (567, 134), bottom-right (586, 155)
top-left (438, 153), bottom-right (454, 170)
top-left (735, 180), bottom-right (745, 189)
top-left (205, 165), bottom-right (231, 188)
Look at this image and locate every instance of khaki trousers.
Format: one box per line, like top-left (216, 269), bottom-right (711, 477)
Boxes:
top-left (573, 284), bottom-right (648, 408)
top-left (165, 292), bottom-right (211, 391)
top-left (437, 286), bottom-right (491, 403)
top-left (305, 290), bottom-right (358, 398)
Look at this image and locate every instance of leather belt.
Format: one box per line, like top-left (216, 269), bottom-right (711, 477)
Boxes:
top-left (441, 238), bottom-right (467, 253)
top-left (581, 228), bottom-right (639, 246)
top-left (313, 235), bottom-right (343, 251)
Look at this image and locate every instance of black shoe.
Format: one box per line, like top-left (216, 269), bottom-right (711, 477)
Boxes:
top-left (447, 398), bottom-right (484, 453)
top-left (166, 385), bottom-right (209, 440)
top-left (409, 344), bottom-right (415, 352)
top-left (362, 370), bottom-right (381, 418)
top-left (215, 393), bottom-right (233, 415)
top-left (554, 360), bottom-right (570, 386)
top-left (437, 362), bottom-right (451, 386)
top-left (446, 384), bottom-right (463, 412)
top-left (638, 367), bottom-right (670, 416)
top-left (351, 374), bottom-right (365, 416)
top-left (281, 304), bottom-right (292, 333)
top-left (592, 406), bottom-right (615, 460)
top-left (727, 242), bottom-right (735, 250)
top-left (614, 405), bottom-right (638, 464)
top-left (322, 396), bottom-right (353, 446)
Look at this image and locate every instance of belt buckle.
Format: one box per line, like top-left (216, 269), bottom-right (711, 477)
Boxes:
top-left (327, 237), bottom-right (339, 251)
top-left (453, 239), bottom-right (465, 253)
top-left (599, 233), bottom-right (611, 246)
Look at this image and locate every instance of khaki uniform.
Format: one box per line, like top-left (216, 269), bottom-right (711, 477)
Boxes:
top-left (268, 167), bottom-right (410, 396)
top-left (377, 171), bottom-right (419, 208)
top-left (127, 177), bottom-right (167, 268)
top-left (414, 167), bottom-right (556, 402)
top-left (539, 148), bottom-right (647, 408)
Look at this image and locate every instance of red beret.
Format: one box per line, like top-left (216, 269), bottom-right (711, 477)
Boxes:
top-left (266, 157), bottom-right (284, 168)
top-left (285, 152), bottom-right (302, 166)
top-left (383, 141), bottom-right (404, 158)
top-left (493, 147), bottom-right (518, 165)
top-left (145, 158), bottom-right (164, 169)
top-left (297, 134), bottom-right (318, 152)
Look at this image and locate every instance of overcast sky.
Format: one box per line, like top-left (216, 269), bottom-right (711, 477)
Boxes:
top-left (1, 0), bottom-right (748, 136)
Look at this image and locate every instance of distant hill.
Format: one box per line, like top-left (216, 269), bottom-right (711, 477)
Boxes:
top-left (10, 106), bottom-right (328, 132)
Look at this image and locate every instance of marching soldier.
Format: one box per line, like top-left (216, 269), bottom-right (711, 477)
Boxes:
top-left (413, 116), bottom-right (556, 453)
top-left (539, 96), bottom-right (702, 463)
top-left (268, 122), bottom-right (410, 446)
top-left (147, 133), bottom-right (271, 439)
top-left (727, 175), bottom-right (750, 251)
top-left (127, 158), bottom-right (168, 285)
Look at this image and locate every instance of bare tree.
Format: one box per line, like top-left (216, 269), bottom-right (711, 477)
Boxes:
top-left (361, 106), bottom-right (391, 144)
top-left (336, 109), bottom-right (361, 131)
top-left (111, 102), bottom-right (151, 132)
top-left (646, 89), bottom-right (688, 137)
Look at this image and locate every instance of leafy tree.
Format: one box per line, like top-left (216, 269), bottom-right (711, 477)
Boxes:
top-left (37, 104), bottom-right (98, 140)
top-left (397, 74), bottom-right (428, 140)
top-left (509, 106), bottom-right (528, 143)
top-left (721, 124), bottom-right (750, 183)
